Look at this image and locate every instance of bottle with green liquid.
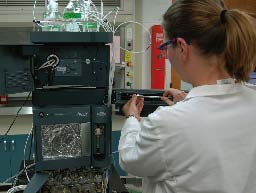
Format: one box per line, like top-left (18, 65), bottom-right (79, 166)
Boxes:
top-left (80, 0), bottom-right (98, 32)
top-left (42, 0), bottom-right (63, 31)
top-left (63, 0), bottom-right (82, 32)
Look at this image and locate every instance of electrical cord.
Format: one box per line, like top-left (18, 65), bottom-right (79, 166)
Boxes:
top-left (22, 127), bottom-right (34, 184)
top-left (9, 127), bottom-right (34, 187)
top-left (7, 185), bottom-right (27, 193)
top-left (28, 130), bottom-right (33, 160)
top-left (113, 20), bottom-right (152, 54)
top-left (2, 92), bottom-right (32, 138)
top-left (0, 92), bottom-right (33, 185)
top-left (7, 126), bottom-right (34, 187)
top-left (3, 163), bottom-right (35, 184)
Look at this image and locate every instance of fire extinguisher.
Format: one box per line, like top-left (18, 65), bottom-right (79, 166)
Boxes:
top-left (151, 25), bottom-right (165, 89)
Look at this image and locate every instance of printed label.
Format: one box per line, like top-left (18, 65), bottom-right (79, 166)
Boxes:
top-left (63, 12), bottom-right (82, 19)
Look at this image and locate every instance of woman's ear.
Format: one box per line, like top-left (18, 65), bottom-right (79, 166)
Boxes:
top-left (177, 37), bottom-right (189, 60)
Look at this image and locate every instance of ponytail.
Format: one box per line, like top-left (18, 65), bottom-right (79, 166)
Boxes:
top-left (224, 10), bottom-right (256, 81)
top-left (163, 0), bottom-right (256, 82)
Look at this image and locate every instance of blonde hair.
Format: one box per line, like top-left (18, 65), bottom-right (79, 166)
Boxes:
top-left (163, 0), bottom-right (256, 82)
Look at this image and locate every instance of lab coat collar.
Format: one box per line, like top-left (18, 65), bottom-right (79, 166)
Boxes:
top-left (185, 82), bottom-right (243, 100)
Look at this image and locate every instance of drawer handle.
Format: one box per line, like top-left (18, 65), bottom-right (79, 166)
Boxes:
top-left (12, 140), bottom-right (15, 151)
top-left (4, 140), bottom-right (7, 152)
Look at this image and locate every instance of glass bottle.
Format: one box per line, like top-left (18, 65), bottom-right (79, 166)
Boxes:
top-left (81, 0), bottom-right (98, 32)
top-left (42, 0), bottom-right (63, 31)
top-left (63, 0), bottom-right (82, 32)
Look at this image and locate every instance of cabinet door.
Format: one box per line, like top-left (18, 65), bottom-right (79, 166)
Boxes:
top-left (10, 135), bottom-right (33, 179)
top-left (0, 134), bottom-right (33, 183)
top-left (0, 138), bottom-right (11, 182)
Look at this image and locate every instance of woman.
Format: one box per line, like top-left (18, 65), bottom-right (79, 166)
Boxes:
top-left (118, 0), bottom-right (256, 193)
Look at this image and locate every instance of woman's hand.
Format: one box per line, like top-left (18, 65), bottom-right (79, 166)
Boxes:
top-left (161, 88), bottom-right (187, 106)
top-left (122, 94), bottom-right (144, 121)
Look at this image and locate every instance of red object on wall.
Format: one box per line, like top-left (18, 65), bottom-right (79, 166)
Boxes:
top-left (151, 25), bottom-right (166, 89)
top-left (0, 95), bottom-right (8, 104)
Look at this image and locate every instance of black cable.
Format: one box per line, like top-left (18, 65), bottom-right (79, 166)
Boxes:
top-left (30, 55), bottom-right (36, 82)
top-left (2, 92), bottom-right (32, 138)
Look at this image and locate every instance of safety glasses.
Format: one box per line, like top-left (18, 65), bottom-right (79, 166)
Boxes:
top-left (158, 38), bottom-right (177, 51)
top-left (158, 37), bottom-right (191, 50)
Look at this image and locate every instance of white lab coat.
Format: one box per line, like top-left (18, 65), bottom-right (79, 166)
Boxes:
top-left (118, 83), bottom-right (256, 193)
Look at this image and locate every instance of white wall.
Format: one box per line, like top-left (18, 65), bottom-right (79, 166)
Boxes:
top-left (135, 0), bottom-right (172, 89)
